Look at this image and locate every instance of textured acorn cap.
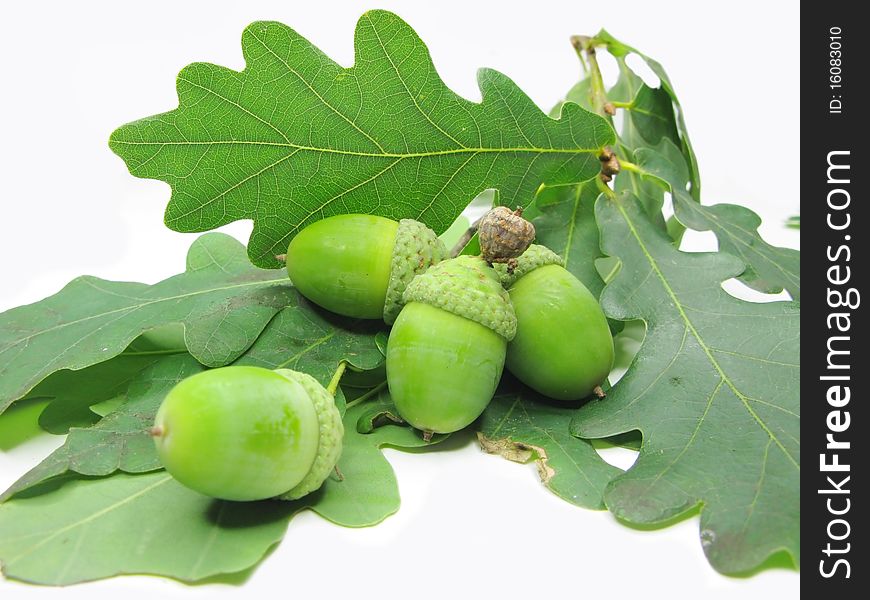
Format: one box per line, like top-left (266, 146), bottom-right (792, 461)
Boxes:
top-left (403, 255), bottom-right (517, 341)
top-left (494, 244), bottom-right (564, 288)
top-left (383, 219), bottom-right (447, 325)
top-left (478, 206), bottom-right (536, 264)
top-left (273, 369), bottom-right (344, 500)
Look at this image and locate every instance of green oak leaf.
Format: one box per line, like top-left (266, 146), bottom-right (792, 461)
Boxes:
top-left (109, 11), bottom-right (614, 268)
top-left (595, 29), bottom-right (700, 200)
top-left (571, 192), bottom-right (799, 574)
top-left (533, 180), bottom-right (605, 299)
top-left (290, 401), bottom-right (443, 526)
top-left (631, 139), bottom-right (801, 300)
top-left (0, 402), bottom-right (441, 585)
top-left (478, 378), bottom-right (621, 510)
top-left (0, 398), bottom-right (51, 451)
top-left (0, 355), bottom-right (203, 502)
top-left (26, 354), bottom-right (167, 434)
top-left (605, 62), bottom-right (669, 232)
top-left (0, 233), bottom-right (294, 416)
top-left (0, 471), bottom-right (295, 585)
top-left (786, 215), bottom-right (800, 229)
top-left (352, 391), bottom-right (406, 434)
top-left (549, 77), bottom-right (593, 117)
top-left (231, 299), bottom-right (385, 383)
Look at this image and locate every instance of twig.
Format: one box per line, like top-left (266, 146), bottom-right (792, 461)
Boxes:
top-left (326, 361), bottom-right (347, 396)
top-left (344, 381), bottom-right (388, 411)
top-left (449, 216), bottom-right (481, 258)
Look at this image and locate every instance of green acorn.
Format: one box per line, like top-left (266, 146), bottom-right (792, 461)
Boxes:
top-left (386, 255), bottom-right (516, 435)
top-left (496, 245), bottom-right (614, 401)
top-left (286, 214), bottom-right (446, 323)
top-left (152, 366), bottom-right (342, 501)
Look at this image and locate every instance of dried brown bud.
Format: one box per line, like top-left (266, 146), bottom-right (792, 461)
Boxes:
top-left (478, 206), bottom-right (536, 265)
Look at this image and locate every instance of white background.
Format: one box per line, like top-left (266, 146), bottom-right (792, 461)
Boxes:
top-left (0, 1), bottom-right (799, 598)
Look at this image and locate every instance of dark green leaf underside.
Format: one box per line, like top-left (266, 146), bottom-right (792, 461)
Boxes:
top-left (0, 233), bottom-right (293, 415)
top-left (572, 193), bottom-right (799, 574)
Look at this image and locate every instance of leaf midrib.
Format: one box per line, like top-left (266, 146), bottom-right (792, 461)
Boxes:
top-left (111, 138), bottom-right (602, 159)
top-left (613, 198), bottom-right (799, 470)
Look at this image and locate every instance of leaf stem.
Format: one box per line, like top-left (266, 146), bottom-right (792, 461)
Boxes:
top-left (571, 36), bottom-right (609, 117)
top-left (344, 381), bottom-right (388, 411)
top-left (120, 348), bottom-right (188, 357)
top-left (596, 175), bottom-right (618, 200)
top-left (617, 159), bottom-right (642, 174)
top-left (449, 217), bottom-right (481, 258)
top-left (326, 361), bottom-right (347, 397)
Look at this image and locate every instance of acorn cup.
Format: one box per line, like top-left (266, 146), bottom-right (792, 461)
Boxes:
top-left (386, 256), bottom-right (517, 435)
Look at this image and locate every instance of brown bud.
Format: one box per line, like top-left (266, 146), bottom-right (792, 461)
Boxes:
top-left (478, 206), bottom-right (536, 265)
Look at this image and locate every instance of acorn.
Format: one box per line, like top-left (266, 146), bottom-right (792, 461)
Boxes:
top-left (386, 256), bottom-right (517, 435)
top-left (151, 366), bottom-right (343, 501)
top-left (495, 245), bottom-right (614, 401)
top-left (286, 214), bottom-right (446, 323)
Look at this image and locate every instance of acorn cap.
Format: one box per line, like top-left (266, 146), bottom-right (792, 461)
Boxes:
top-left (403, 255), bottom-right (517, 341)
top-left (273, 369), bottom-right (344, 500)
top-left (383, 219), bottom-right (447, 325)
top-left (494, 244), bottom-right (564, 288)
top-left (478, 206), bottom-right (536, 264)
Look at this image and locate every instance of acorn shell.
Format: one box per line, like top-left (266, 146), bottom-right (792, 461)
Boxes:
top-left (287, 215), bottom-right (398, 319)
top-left (387, 302), bottom-right (506, 433)
top-left (286, 214), bottom-right (445, 322)
top-left (152, 366), bottom-right (342, 501)
top-left (386, 256), bottom-right (516, 434)
top-left (502, 250), bottom-right (614, 401)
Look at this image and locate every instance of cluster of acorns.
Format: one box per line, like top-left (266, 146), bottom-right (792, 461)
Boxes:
top-left (151, 209), bottom-right (614, 501)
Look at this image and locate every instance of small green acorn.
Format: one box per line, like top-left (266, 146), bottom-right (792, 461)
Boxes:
top-left (496, 245), bottom-right (614, 401)
top-left (286, 214), bottom-right (446, 323)
top-left (151, 366), bottom-right (343, 501)
top-left (386, 255), bottom-right (516, 435)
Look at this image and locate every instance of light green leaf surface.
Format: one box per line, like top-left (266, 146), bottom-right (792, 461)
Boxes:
top-left (571, 192), bottom-right (799, 574)
top-left (0, 471), bottom-right (294, 585)
top-left (0, 233), bottom-right (294, 415)
top-left (109, 11), bottom-right (614, 268)
top-left (27, 354), bottom-right (166, 434)
top-left (1, 355), bottom-right (203, 502)
top-left (232, 298), bottom-right (385, 385)
top-left (0, 402), bottom-right (440, 585)
top-left (478, 378), bottom-right (621, 510)
top-left (291, 401), bottom-right (442, 526)
top-left (0, 398), bottom-right (51, 451)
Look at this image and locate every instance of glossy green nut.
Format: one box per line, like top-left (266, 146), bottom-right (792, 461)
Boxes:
top-left (152, 366), bottom-right (342, 501)
top-left (286, 214), bottom-right (445, 322)
top-left (387, 256), bottom-right (516, 434)
top-left (498, 246), bottom-right (614, 401)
